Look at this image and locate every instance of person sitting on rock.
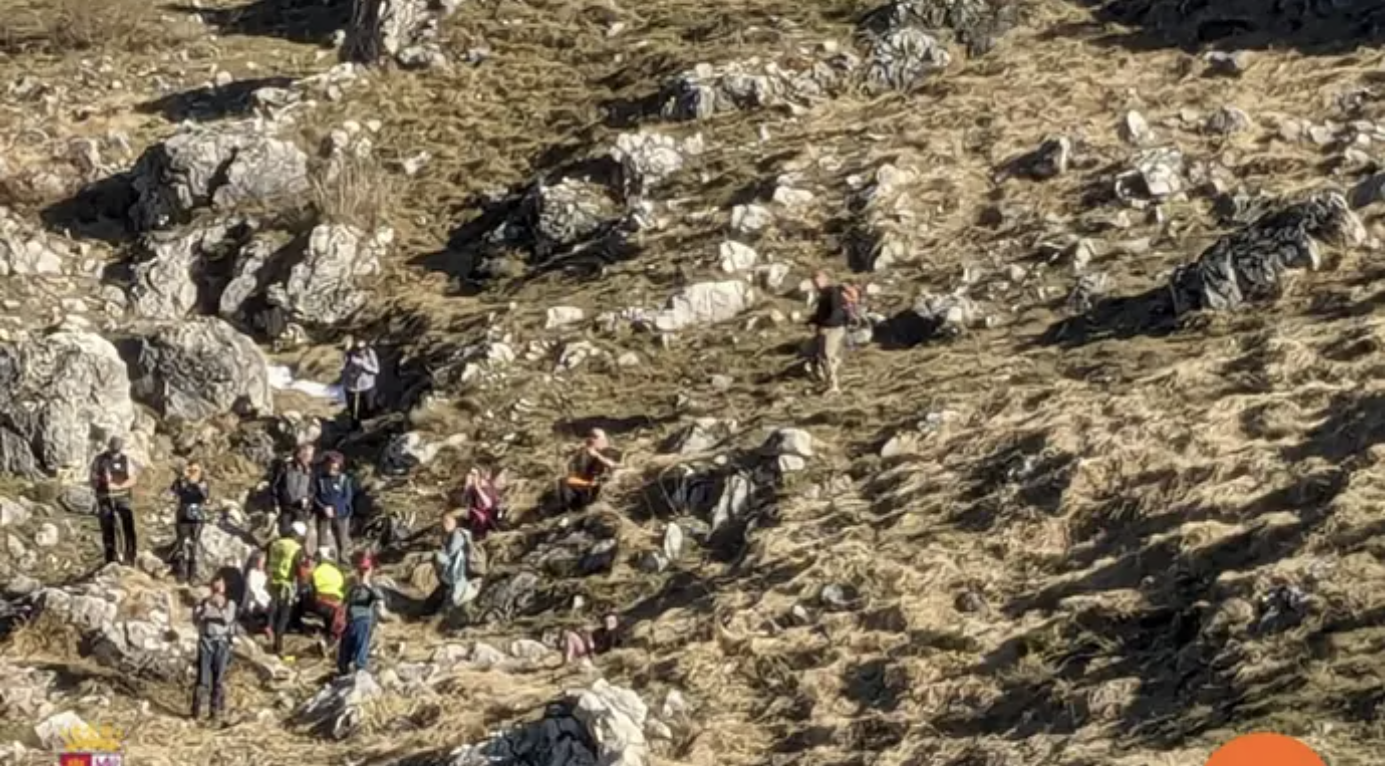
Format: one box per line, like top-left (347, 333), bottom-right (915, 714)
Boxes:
top-left (424, 513), bottom-right (472, 615)
top-left (307, 547), bottom-right (347, 649)
top-left (338, 552), bottom-right (385, 677)
top-left (341, 336), bottom-right (381, 429)
top-left (266, 521), bottom-right (309, 656)
top-left (461, 466), bottom-right (503, 541)
top-left (90, 435), bottom-right (138, 565)
top-left (192, 576), bottom-right (236, 725)
top-left (241, 550), bottom-right (273, 635)
top-left (562, 613), bottom-right (624, 667)
top-left (559, 429), bottom-right (620, 513)
top-left (272, 444), bottom-right (316, 538)
top-left (170, 460), bottom-right (211, 583)
top-left (313, 452), bottom-right (355, 559)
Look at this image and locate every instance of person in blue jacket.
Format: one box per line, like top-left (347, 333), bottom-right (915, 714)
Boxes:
top-left (313, 452), bottom-right (354, 560)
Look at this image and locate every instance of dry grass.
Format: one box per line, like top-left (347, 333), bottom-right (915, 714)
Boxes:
top-left (0, 0), bottom-right (199, 55)
top-left (0, 0), bottom-right (1382, 764)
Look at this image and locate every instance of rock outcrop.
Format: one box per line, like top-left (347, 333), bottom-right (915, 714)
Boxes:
top-left (293, 671), bottom-right (382, 740)
top-left (0, 329), bottom-right (134, 477)
top-left (341, 0), bottom-right (462, 69)
top-left (1169, 191), bottom-right (1365, 313)
top-left (440, 680), bottom-right (649, 766)
top-left (122, 317), bottom-right (272, 421)
top-left (267, 224), bottom-right (391, 328)
top-left (128, 220), bottom-right (249, 320)
top-left (32, 568), bottom-right (192, 682)
top-left (129, 121), bottom-right (309, 231)
top-left (0, 208), bottom-right (79, 277)
top-left (659, 53), bottom-right (858, 121)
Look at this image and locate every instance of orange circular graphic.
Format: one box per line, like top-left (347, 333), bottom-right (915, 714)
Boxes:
top-left (1204, 733), bottom-right (1325, 766)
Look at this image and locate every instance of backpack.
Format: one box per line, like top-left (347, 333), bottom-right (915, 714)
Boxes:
top-left (466, 535), bottom-right (490, 578)
top-left (841, 285), bottom-right (866, 326)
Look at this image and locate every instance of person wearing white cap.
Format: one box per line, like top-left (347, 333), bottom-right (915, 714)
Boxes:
top-left (266, 521), bottom-right (308, 655)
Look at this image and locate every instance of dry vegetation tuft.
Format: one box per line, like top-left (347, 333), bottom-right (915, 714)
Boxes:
top-left (0, 0), bottom-right (199, 55)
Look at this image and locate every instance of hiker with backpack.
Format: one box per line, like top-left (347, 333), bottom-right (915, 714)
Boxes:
top-left (808, 270), bottom-right (862, 395)
top-left (558, 429), bottom-right (621, 512)
top-left (424, 512), bottom-right (482, 615)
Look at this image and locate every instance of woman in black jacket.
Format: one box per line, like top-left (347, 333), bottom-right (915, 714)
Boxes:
top-left (171, 461), bottom-right (211, 583)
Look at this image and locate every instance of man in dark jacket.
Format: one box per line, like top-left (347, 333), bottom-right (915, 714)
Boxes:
top-left (192, 576), bottom-right (236, 724)
top-left (808, 270), bottom-right (850, 395)
top-left (273, 444), bottom-right (316, 537)
top-left (89, 436), bottom-right (138, 565)
top-left (313, 452), bottom-right (354, 559)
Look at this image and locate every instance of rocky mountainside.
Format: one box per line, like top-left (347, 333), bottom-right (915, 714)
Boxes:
top-left (0, 0), bottom-right (1383, 764)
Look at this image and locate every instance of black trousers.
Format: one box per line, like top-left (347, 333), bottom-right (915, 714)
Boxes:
top-left (347, 387), bottom-right (377, 426)
top-left (270, 587), bottom-right (298, 654)
top-left (98, 496), bottom-right (137, 564)
top-left (276, 504), bottom-right (307, 537)
top-left (559, 482), bottom-right (600, 513)
top-left (315, 513), bottom-right (351, 559)
top-left (193, 637), bottom-right (231, 718)
top-left (173, 521), bottom-right (204, 582)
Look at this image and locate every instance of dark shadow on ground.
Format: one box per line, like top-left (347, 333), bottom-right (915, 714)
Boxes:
top-left (136, 76), bottom-right (295, 122)
top-left (1030, 287), bottom-right (1180, 349)
top-left (167, 0), bottom-right (351, 45)
top-left (1055, 0), bottom-right (1382, 56)
top-left (933, 467), bottom-right (1376, 750)
top-left (40, 173), bottom-right (136, 244)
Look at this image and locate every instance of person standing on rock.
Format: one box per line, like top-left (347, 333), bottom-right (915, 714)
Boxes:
top-left (241, 550), bottom-right (273, 635)
top-left (192, 575), bottom-right (236, 725)
top-left (272, 444), bottom-right (316, 538)
top-left (559, 429), bottom-right (621, 513)
top-left (170, 460), bottom-right (211, 583)
top-left (313, 452), bottom-right (355, 559)
top-left (807, 270), bottom-right (857, 396)
top-left (338, 552), bottom-right (385, 677)
top-left (90, 436), bottom-right (138, 565)
top-left (266, 521), bottom-right (308, 656)
top-left (341, 337), bottom-right (380, 429)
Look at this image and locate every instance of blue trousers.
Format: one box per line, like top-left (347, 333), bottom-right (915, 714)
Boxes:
top-left (337, 617), bottom-right (373, 675)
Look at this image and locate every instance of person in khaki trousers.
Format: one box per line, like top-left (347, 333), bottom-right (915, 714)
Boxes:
top-left (808, 270), bottom-right (851, 395)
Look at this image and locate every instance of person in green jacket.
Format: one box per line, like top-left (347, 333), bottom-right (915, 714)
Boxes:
top-left (266, 521), bottom-right (308, 655)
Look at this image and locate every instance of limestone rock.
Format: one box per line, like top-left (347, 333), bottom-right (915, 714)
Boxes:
top-left (293, 671), bottom-right (382, 740)
top-left (1116, 147), bottom-right (1185, 201)
top-left (609, 132), bottom-right (704, 196)
top-left (651, 281), bottom-right (756, 332)
top-left (659, 55), bottom-right (855, 121)
top-left (123, 317), bottom-right (272, 421)
top-left (0, 329), bottom-right (134, 477)
top-left (718, 241), bottom-right (759, 273)
top-left (341, 0), bottom-right (460, 69)
top-left (730, 204), bottom-right (773, 235)
top-left (129, 121), bottom-right (309, 231)
top-left (0, 208), bottom-right (73, 277)
top-left (1170, 191), bottom-right (1365, 314)
top-left (545, 306), bottom-right (586, 330)
top-left (864, 27), bottom-right (950, 92)
top-left (270, 224), bottom-right (391, 328)
top-left (572, 679), bottom-right (650, 766)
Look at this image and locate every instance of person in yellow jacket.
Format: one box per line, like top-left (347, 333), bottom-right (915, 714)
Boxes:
top-left (306, 547), bottom-right (347, 647)
top-left (266, 521), bottom-right (307, 656)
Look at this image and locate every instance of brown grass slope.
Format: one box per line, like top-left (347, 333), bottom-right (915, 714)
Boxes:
top-left (0, 0), bottom-right (1382, 765)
